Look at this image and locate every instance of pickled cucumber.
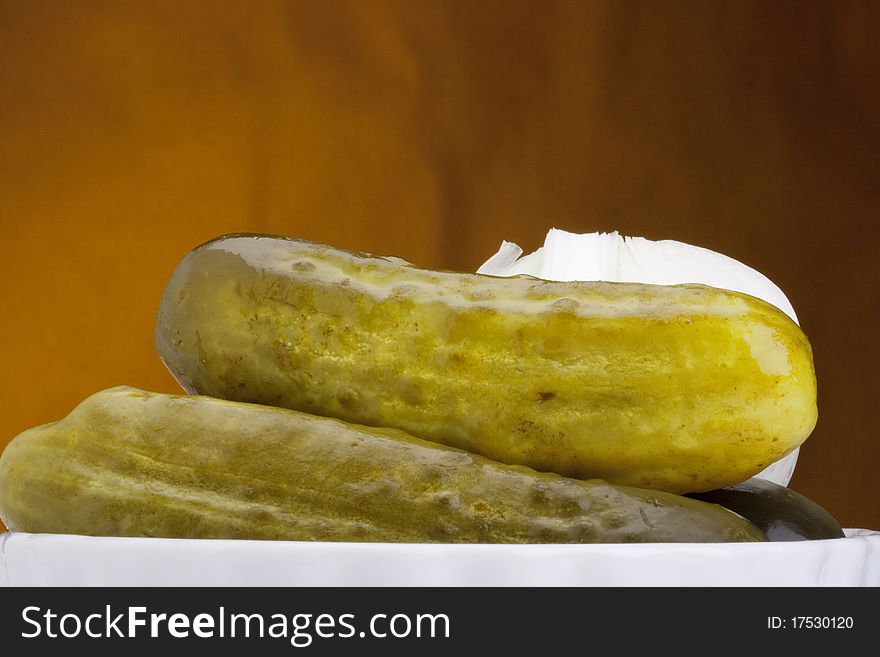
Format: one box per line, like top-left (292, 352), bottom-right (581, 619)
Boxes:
top-left (0, 387), bottom-right (765, 543)
top-left (156, 234), bottom-right (818, 494)
top-left (688, 478), bottom-right (845, 541)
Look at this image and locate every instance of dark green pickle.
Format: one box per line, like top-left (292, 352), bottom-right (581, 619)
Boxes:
top-left (688, 478), bottom-right (845, 541)
top-left (0, 387), bottom-right (766, 543)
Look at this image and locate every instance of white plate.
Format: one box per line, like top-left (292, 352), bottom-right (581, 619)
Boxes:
top-left (2, 530), bottom-right (878, 587)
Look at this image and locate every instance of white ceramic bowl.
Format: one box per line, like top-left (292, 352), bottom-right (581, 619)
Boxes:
top-left (2, 530), bottom-right (877, 587)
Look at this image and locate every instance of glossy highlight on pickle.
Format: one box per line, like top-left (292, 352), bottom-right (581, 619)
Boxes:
top-left (156, 234), bottom-right (818, 494)
top-left (0, 387), bottom-right (766, 543)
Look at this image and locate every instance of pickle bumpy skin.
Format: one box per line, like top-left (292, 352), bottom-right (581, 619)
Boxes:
top-left (0, 387), bottom-right (765, 543)
top-left (156, 234), bottom-right (818, 494)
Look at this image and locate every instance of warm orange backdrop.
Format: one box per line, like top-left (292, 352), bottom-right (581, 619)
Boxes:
top-left (1, 1), bottom-right (878, 529)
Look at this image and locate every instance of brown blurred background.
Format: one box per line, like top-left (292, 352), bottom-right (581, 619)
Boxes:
top-left (1, 0), bottom-right (878, 530)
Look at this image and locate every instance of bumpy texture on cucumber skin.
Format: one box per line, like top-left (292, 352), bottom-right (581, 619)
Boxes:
top-left (156, 234), bottom-right (818, 494)
top-left (0, 387), bottom-right (765, 543)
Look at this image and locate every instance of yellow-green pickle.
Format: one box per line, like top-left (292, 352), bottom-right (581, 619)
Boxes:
top-left (156, 234), bottom-right (818, 494)
top-left (0, 387), bottom-right (766, 543)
